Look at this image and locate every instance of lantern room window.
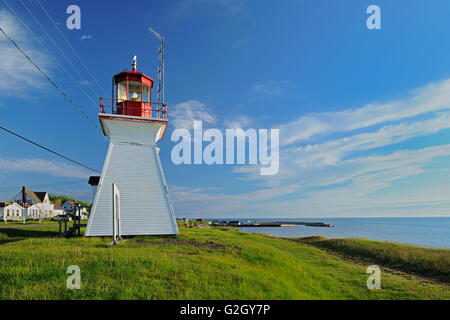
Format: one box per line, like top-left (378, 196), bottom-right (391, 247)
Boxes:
top-left (128, 81), bottom-right (141, 101)
top-left (117, 81), bottom-right (127, 102)
top-left (142, 84), bottom-right (150, 103)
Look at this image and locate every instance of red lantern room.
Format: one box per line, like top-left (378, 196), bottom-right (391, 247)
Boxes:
top-left (100, 56), bottom-right (166, 119)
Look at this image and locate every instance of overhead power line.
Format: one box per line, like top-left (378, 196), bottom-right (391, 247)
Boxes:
top-left (17, 0), bottom-right (102, 100)
top-left (36, 0), bottom-right (108, 96)
top-left (0, 125), bottom-right (101, 173)
top-left (0, 180), bottom-right (87, 192)
top-left (0, 25), bottom-right (99, 130)
top-left (1, 0), bottom-right (99, 108)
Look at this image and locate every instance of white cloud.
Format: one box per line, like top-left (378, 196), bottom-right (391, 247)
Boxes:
top-left (171, 183), bottom-right (302, 218)
top-left (279, 79), bottom-right (450, 146)
top-left (172, 0), bottom-right (244, 20)
top-left (223, 115), bottom-right (253, 129)
top-left (251, 83), bottom-right (282, 96)
top-left (171, 79), bottom-right (450, 217)
top-left (170, 100), bottom-right (257, 132)
top-left (172, 145), bottom-right (450, 218)
top-left (0, 10), bottom-right (50, 93)
top-left (313, 144), bottom-right (450, 192)
top-left (80, 35), bottom-right (93, 40)
top-left (170, 100), bottom-right (217, 129)
top-left (251, 80), bottom-right (292, 96)
top-left (0, 158), bottom-right (92, 179)
top-left (78, 80), bottom-right (92, 86)
top-left (288, 111), bottom-right (450, 169)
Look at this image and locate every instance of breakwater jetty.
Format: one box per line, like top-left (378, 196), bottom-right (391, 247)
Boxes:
top-left (211, 221), bottom-right (334, 228)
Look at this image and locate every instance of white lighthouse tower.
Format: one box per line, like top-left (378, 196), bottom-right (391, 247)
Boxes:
top-left (85, 57), bottom-right (178, 236)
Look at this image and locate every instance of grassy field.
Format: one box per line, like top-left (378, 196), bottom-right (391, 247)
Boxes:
top-left (292, 236), bottom-right (449, 281)
top-left (0, 223), bottom-right (448, 299)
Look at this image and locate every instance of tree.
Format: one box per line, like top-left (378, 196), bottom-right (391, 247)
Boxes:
top-left (48, 194), bottom-right (91, 210)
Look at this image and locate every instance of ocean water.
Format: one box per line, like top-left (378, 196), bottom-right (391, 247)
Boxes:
top-left (237, 217), bottom-right (450, 248)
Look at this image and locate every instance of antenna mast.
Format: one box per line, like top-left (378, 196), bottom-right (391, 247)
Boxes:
top-left (148, 27), bottom-right (165, 118)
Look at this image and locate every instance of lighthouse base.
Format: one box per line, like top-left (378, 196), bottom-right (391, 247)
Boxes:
top-left (85, 137), bottom-right (178, 237)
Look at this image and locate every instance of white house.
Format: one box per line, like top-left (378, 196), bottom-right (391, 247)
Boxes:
top-left (0, 202), bottom-right (24, 222)
top-left (79, 207), bottom-right (89, 219)
top-left (52, 209), bottom-right (64, 217)
top-left (23, 204), bottom-right (41, 220)
top-left (11, 186), bottom-right (55, 219)
top-left (36, 203), bottom-right (54, 219)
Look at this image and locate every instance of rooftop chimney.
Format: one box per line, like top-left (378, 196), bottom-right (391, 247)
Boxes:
top-left (22, 186), bottom-right (26, 205)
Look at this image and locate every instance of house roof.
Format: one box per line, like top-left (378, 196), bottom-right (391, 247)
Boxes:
top-left (25, 190), bottom-right (47, 203)
top-left (0, 202), bottom-right (24, 209)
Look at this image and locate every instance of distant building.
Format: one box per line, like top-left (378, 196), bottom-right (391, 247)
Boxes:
top-left (12, 186), bottom-right (50, 206)
top-left (11, 186), bottom-right (55, 219)
top-left (0, 202), bottom-right (24, 221)
top-left (79, 208), bottom-right (89, 219)
top-left (23, 204), bottom-right (41, 220)
top-left (61, 201), bottom-right (76, 211)
top-left (61, 201), bottom-right (89, 219)
top-left (52, 209), bottom-right (64, 217)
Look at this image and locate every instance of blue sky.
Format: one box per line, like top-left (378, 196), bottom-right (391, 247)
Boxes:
top-left (2, 0), bottom-right (450, 218)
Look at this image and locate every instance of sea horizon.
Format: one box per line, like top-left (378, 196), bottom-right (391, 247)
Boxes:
top-left (215, 217), bottom-right (450, 249)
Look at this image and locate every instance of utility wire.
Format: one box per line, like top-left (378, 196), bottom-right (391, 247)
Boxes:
top-left (36, 0), bottom-right (108, 96)
top-left (1, 0), bottom-right (99, 108)
top-left (17, 0), bottom-right (101, 100)
top-left (0, 125), bottom-right (101, 173)
top-left (0, 180), bottom-right (87, 192)
top-left (0, 25), bottom-right (100, 130)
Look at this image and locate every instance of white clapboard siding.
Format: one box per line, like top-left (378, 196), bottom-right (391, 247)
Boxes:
top-left (85, 116), bottom-right (178, 236)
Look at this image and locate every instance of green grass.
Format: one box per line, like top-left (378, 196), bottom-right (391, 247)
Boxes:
top-left (0, 225), bottom-right (448, 300)
top-left (291, 236), bottom-right (450, 281)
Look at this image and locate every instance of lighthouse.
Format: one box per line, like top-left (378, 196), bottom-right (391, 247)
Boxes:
top-left (85, 57), bottom-right (178, 236)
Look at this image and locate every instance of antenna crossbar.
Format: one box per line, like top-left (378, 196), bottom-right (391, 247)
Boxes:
top-left (148, 27), bottom-right (165, 118)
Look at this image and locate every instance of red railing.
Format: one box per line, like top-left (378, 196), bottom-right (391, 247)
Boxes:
top-left (99, 97), bottom-right (167, 119)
